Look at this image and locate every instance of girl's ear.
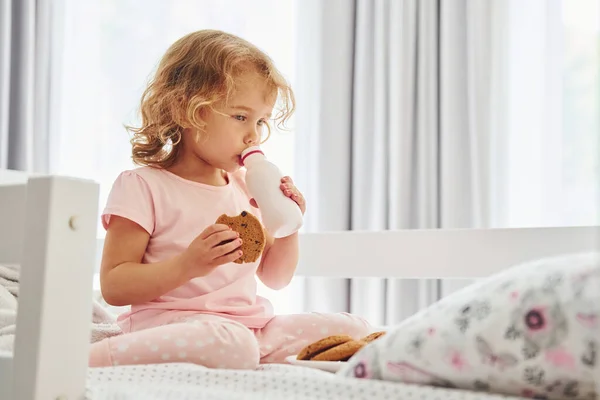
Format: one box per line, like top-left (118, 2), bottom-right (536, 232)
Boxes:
top-left (182, 103), bottom-right (209, 131)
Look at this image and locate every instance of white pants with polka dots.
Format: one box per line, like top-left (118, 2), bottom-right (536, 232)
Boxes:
top-left (89, 312), bottom-right (370, 369)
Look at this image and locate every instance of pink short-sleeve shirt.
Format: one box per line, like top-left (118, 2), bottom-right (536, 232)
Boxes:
top-left (102, 167), bottom-right (274, 332)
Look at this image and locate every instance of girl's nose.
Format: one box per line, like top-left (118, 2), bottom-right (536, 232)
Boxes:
top-left (244, 128), bottom-right (259, 145)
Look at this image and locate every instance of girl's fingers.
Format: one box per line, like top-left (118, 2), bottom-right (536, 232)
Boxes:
top-left (212, 238), bottom-right (243, 258)
top-left (213, 248), bottom-right (243, 265)
top-left (207, 230), bottom-right (239, 248)
top-left (200, 223), bottom-right (231, 240)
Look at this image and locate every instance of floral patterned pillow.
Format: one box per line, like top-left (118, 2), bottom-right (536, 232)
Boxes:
top-left (337, 252), bottom-right (600, 400)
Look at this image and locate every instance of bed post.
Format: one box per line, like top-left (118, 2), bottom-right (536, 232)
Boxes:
top-left (12, 176), bottom-right (99, 400)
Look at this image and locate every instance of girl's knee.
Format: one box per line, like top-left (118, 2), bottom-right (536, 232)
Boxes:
top-left (219, 323), bottom-right (260, 369)
top-left (188, 321), bottom-right (259, 370)
top-left (332, 312), bottom-right (372, 338)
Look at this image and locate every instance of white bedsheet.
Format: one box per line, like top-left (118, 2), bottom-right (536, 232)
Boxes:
top-left (86, 363), bottom-right (527, 400)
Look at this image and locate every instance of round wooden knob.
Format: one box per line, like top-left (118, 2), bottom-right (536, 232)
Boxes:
top-left (68, 216), bottom-right (79, 231)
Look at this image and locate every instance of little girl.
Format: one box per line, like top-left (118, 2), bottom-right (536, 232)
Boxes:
top-left (89, 30), bottom-right (371, 369)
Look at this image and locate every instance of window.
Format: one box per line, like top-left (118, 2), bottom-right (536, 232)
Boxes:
top-left (560, 0), bottom-right (599, 225)
top-left (51, 0), bottom-right (298, 310)
top-left (503, 0), bottom-right (599, 228)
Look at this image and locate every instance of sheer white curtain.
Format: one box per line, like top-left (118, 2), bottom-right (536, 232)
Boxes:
top-left (49, 0), bottom-right (302, 313)
top-left (293, 0), bottom-right (502, 325)
top-left (0, 0), bottom-right (58, 173)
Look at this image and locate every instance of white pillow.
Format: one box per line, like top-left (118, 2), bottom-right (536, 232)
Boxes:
top-left (337, 252), bottom-right (600, 400)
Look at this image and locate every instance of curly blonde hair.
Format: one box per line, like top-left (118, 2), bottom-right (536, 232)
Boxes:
top-left (127, 29), bottom-right (295, 168)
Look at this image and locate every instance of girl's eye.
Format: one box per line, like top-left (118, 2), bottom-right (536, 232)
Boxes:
top-left (233, 115), bottom-right (246, 122)
top-left (257, 119), bottom-right (266, 126)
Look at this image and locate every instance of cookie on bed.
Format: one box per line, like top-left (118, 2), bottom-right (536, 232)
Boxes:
top-left (297, 335), bottom-right (353, 360)
top-left (361, 331), bottom-right (386, 343)
top-left (215, 211), bottom-right (265, 264)
top-left (311, 340), bottom-right (367, 362)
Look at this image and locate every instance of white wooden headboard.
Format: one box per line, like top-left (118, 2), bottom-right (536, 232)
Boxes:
top-left (0, 169), bottom-right (99, 400)
top-left (296, 226), bottom-right (599, 278)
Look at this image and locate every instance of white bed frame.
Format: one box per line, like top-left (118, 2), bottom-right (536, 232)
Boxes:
top-left (0, 169), bottom-right (598, 400)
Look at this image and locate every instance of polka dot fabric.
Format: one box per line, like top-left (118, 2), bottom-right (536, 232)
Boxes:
top-left (89, 312), bottom-right (370, 369)
top-left (337, 253), bottom-right (600, 400)
top-left (86, 363), bottom-right (528, 399)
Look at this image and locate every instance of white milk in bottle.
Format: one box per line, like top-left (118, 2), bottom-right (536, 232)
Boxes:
top-left (240, 146), bottom-right (303, 238)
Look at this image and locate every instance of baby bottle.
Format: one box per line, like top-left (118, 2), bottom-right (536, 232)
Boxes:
top-left (240, 146), bottom-right (304, 238)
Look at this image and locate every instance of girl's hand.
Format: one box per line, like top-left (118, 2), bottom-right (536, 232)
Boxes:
top-left (280, 176), bottom-right (306, 215)
top-left (179, 224), bottom-right (242, 279)
top-left (249, 176), bottom-right (306, 215)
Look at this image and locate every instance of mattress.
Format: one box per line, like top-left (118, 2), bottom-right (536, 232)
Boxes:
top-left (86, 362), bottom-right (527, 400)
